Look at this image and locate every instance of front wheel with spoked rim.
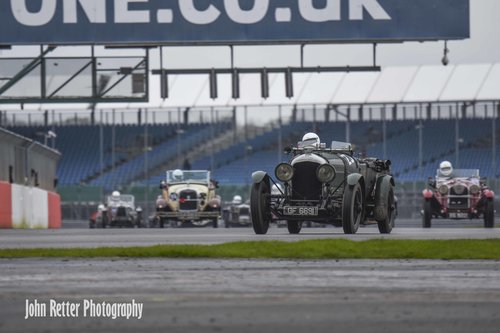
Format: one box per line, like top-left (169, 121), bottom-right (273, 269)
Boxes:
top-left (377, 186), bottom-right (396, 234)
top-left (342, 182), bottom-right (364, 234)
top-left (250, 181), bottom-right (271, 234)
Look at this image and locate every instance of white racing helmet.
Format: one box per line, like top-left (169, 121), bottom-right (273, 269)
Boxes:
top-left (111, 191), bottom-right (120, 198)
top-left (173, 169), bottom-right (183, 180)
top-left (302, 132), bottom-right (320, 148)
top-left (232, 195), bottom-right (242, 204)
top-left (439, 161), bottom-right (453, 176)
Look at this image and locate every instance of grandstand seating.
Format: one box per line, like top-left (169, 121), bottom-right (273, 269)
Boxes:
top-left (6, 118), bottom-right (499, 187)
top-left (91, 122), bottom-right (231, 188)
top-left (7, 124), bottom-right (181, 186)
top-left (182, 119), bottom-right (499, 185)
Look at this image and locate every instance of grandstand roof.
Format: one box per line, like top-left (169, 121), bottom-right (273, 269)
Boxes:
top-left (156, 63), bottom-right (500, 107)
top-left (4, 63), bottom-right (500, 111)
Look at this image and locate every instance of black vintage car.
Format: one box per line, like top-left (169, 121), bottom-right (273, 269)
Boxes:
top-left (250, 138), bottom-right (396, 235)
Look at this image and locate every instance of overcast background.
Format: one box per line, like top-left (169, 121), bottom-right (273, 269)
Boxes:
top-left (0, 0), bottom-right (499, 118)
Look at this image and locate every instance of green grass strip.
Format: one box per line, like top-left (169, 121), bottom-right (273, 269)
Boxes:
top-left (1, 239), bottom-right (500, 260)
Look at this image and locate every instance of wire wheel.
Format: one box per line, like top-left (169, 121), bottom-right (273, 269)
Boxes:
top-left (377, 186), bottom-right (395, 234)
top-left (342, 182), bottom-right (363, 234)
top-left (250, 181), bottom-right (271, 234)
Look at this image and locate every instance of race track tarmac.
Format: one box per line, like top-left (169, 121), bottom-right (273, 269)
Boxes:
top-left (1, 259), bottom-right (499, 333)
top-left (0, 220), bottom-right (499, 249)
top-left (1, 219), bottom-right (500, 332)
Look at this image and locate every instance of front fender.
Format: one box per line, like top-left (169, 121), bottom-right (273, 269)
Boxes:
top-left (422, 189), bottom-right (434, 199)
top-left (252, 171), bottom-right (269, 184)
top-left (347, 173), bottom-right (363, 187)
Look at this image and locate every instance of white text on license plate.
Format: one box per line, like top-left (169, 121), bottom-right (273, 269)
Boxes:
top-left (283, 206), bottom-right (318, 216)
top-left (179, 212), bottom-right (198, 220)
top-left (450, 212), bottom-right (468, 218)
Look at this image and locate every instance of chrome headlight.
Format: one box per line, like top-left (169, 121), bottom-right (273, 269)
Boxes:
top-left (469, 184), bottom-right (480, 195)
top-left (316, 164), bottom-right (336, 183)
top-left (453, 184), bottom-right (466, 195)
top-left (438, 185), bottom-right (449, 195)
top-left (275, 163), bottom-right (294, 182)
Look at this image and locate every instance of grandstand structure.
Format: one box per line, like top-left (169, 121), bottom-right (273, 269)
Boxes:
top-left (2, 62), bottom-right (499, 218)
top-left (2, 63), bottom-right (499, 189)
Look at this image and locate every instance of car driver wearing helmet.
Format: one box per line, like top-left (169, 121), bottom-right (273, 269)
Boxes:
top-left (302, 132), bottom-right (320, 148)
top-left (439, 161), bottom-right (453, 178)
top-left (232, 195), bottom-right (242, 205)
top-left (173, 169), bottom-right (183, 181)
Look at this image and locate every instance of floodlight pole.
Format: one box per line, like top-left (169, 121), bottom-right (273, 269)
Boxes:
top-left (144, 109), bottom-right (149, 220)
top-left (418, 119), bottom-right (423, 179)
top-left (278, 105), bottom-right (283, 164)
top-left (455, 103), bottom-right (460, 168)
top-left (346, 107), bottom-right (351, 143)
top-left (112, 109), bottom-right (116, 175)
top-left (177, 108), bottom-right (181, 167)
top-left (99, 109), bottom-right (104, 203)
top-left (210, 107), bottom-right (215, 173)
top-left (382, 105), bottom-right (387, 160)
top-left (493, 102), bottom-right (498, 178)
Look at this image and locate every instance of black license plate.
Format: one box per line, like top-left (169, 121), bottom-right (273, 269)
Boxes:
top-left (283, 206), bottom-right (318, 216)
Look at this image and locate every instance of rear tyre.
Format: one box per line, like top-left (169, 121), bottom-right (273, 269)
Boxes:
top-left (251, 181), bottom-right (271, 235)
top-left (484, 199), bottom-right (495, 228)
top-left (422, 200), bottom-right (432, 228)
top-left (159, 218), bottom-right (165, 228)
top-left (287, 221), bottom-right (302, 234)
top-left (342, 182), bottom-right (363, 234)
top-left (212, 218), bottom-right (218, 228)
top-left (377, 186), bottom-right (395, 234)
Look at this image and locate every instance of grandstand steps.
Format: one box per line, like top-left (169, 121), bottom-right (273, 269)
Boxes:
top-left (394, 125), bottom-right (500, 179)
top-left (136, 124), bottom-right (268, 183)
top-left (80, 129), bottom-right (177, 184)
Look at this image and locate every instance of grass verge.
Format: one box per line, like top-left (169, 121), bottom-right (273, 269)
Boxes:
top-left (1, 239), bottom-right (500, 260)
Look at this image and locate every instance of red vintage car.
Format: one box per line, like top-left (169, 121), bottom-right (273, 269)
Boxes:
top-left (422, 168), bottom-right (495, 228)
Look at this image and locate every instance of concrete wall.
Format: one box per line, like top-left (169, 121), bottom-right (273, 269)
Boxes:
top-left (0, 181), bottom-right (61, 229)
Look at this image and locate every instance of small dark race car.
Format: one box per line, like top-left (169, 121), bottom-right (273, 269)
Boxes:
top-left (422, 166), bottom-right (495, 228)
top-left (90, 192), bottom-right (143, 228)
top-left (223, 195), bottom-right (251, 228)
top-left (250, 135), bottom-right (396, 235)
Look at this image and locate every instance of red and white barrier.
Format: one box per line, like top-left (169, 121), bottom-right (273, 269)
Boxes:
top-left (0, 181), bottom-right (61, 229)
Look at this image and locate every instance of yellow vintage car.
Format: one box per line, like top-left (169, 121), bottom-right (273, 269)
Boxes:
top-left (155, 170), bottom-right (221, 228)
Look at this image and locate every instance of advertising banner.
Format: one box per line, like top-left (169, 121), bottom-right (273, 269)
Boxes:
top-left (0, 0), bottom-right (469, 45)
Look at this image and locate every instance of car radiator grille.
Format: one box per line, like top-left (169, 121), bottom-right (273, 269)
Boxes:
top-left (291, 162), bottom-right (322, 202)
top-left (116, 207), bottom-right (127, 218)
top-left (449, 197), bottom-right (469, 209)
top-left (179, 190), bottom-right (198, 210)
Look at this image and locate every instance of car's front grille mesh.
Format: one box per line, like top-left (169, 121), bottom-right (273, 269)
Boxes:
top-left (239, 207), bottom-right (249, 215)
top-left (179, 190), bottom-right (198, 210)
top-left (291, 162), bottom-right (321, 202)
top-left (116, 207), bottom-right (127, 217)
top-left (449, 197), bottom-right (469, 209)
